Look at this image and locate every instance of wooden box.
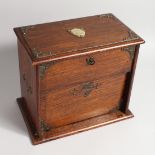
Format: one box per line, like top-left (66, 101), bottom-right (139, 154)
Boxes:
top-left (14, 13), bottom-right (144, 145)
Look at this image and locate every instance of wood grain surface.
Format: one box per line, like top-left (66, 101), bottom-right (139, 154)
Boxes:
top-left (17, 41), bottom-right (39, 131)
top-left (14, 13), bottom-right (144, 144)
top-left (40, 48), bottom-right (132, 91)
top-left (40, 74), bottom-right (127, 128)
top-left (14, 13), bottom-right (144, 64)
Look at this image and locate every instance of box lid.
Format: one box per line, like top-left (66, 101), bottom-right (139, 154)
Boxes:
top-left (14, 13), bottom-right (144, 65)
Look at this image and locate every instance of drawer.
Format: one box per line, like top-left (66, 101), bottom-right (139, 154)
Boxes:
top-left (40, 73), bottom-right (127, 128)
top-left (40, 48), bottom-right (132, 92)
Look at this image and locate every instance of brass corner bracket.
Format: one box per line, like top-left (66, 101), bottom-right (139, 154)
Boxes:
top-left (122, 45), bottom-right (136, 60)
top-left (39, 61), bottom-right (56, 80)
top-left (40, 120), bottom-right (51, 132)
top-left (123, 30), bottom-right (140, 42)
top-left (99, 13), bottom-right (116, 20)
top-left (21, 25), bottom-right (35, 37)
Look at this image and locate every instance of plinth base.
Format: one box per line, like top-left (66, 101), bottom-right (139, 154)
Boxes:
top-left (17, 97), bottom-right (134, 145)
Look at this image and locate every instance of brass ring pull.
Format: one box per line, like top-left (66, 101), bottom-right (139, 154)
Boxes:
top-left (86, 57), bottom-right (95, 65)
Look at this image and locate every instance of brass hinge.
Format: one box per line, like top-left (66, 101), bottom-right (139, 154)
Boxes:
top-left (31, 48), bottom-right (56, 59)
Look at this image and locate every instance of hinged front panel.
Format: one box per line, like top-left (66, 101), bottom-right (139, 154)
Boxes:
top-left (39, 48), bottom-right (133, 92)
top-left (38, 46), bottom-right (135, 130)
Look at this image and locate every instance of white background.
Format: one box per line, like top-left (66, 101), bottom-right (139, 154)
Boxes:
top-left (0, 0), bottom-right (155, 154)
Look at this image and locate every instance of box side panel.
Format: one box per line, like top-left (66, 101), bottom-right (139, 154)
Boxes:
top-left (17, 40), bottom-right (39, 132)
top-left (120, 44), bottom-right (140, 113)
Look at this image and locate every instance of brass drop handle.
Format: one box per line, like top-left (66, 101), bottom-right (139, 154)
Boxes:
top-left (86, 57), bottom-right (95, 65)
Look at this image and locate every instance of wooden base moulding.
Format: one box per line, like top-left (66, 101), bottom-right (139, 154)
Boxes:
top-left (17, 97), bottom-right (134, 145)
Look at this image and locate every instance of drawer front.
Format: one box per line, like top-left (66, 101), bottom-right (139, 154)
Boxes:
top-left (39, 73), bottom-right (127, 128)
top-left (39, 48), bottom-right (132, 92)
